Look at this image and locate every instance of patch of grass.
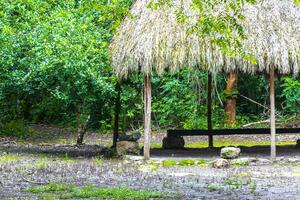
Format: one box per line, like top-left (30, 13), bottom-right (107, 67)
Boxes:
top-left (27, 183), bottom-right (174, 200)
top-left (162, 160), bottom-right (177, 167)
top-left (273, 162), bottom-right (300, 167)
top-left (249, 182), bottom-right (257, 194)
top-left (151, 140), bottom-right (295, 149)
top-left (293, 171), bottom-right (300, 175)
top-left (27, 182), bottom-right (73, 193)
top-left (234, 172), bottom-right (253, 177)
top-left (94, 156), bottom-right (104, 166)
top-left (58, 153), bottom-right (77, 163)
top-left (224, 176), bottom-right (252, 189)
top-left (0, 153), bottom-right (21, 164)
top-left (207, 183), bottom-right (222, 192)
top-left (195, 159), bottom-right (209, 165)
top-left (160, 159), bottom-right (209, 167)
top-left (178, 159), bottom-right (195, 166)
top-left (186, 139), bottom-right (295, 148)
top-left (139, 163), bottom-right (159, 172)
top-left (231, 159), bottom-right (250, 167)
top-left (0, 120), bottom-right (32, 138)
top-left (34, 157), bottom-right (49, 170)
top-left (207, 175), bottom-right (257, 194)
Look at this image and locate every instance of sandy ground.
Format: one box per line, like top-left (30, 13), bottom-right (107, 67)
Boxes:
top-left (0, 151), bottom-right (300, 200)
top-left (0, 125), bottom-right (300, 199)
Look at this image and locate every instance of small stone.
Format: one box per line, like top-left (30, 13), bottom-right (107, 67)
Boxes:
top-left (162, 136), bottom-right (185, 149)
top-left (287, 158), bottom-right (299, 163)
top-left (220, 147), bottom-right (241, 159)
top-left (257, 158), bottom-right (272, 165)
top-left (277, 157), bottom-right (285, 161)
top-left (125, 155), bottom-right (144, 161)
top-left (119, 132), bottom-right (141, 142)
top-left (116, 141), bottom-right (139, 155)
top-left (211, 158), bottom-right (230, 168)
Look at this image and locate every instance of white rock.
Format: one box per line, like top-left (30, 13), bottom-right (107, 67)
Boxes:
top-left (220, 147), bottom-right (241, 159)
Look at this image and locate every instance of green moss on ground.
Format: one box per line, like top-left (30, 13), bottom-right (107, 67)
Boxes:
top-left (186, 140), bottom-right (295, 148)
top-left (162, 160), bottom-right (177, 167)
top-left (0, 153), bottom-right (21, 164)
top-left (26, 183), bottom-right (176, 200)
top-left (150, 139), bottom-right (295, 149)
top-left (161, 159), bottom-right (208, 167)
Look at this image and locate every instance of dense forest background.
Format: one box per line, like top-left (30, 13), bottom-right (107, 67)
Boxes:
top-left (0, 0), bottom-right (299, 139)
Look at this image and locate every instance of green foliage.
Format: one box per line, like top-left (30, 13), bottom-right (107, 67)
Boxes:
top-left (27, 183), bottom-right (172, 200)
top-left (151, 70), bottom-right (224, 129)
top-left (0, 0), bottom-right (298, 137)
top-left (222, 89), bottom-right (239, 99)
top-left (281, 77), bottom-right (300, 114)
top-left (0, 120), bottom-right (31, 138)
top-left (0, 0), bottom-right (133, 133)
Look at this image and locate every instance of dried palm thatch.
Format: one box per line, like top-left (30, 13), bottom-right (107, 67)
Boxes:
top-left (110, 0), bottom-right (300, 78)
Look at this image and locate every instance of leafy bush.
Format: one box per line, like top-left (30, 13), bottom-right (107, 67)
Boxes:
top-left (0, 0), bottom-right (132, 134)
top-left (281, 77), bottom-right (300, 114)
top-left (0, 120), bottom-right (31, 138)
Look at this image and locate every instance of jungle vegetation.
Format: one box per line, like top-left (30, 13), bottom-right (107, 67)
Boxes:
top-left (0, 0), bottom-right (299, 143)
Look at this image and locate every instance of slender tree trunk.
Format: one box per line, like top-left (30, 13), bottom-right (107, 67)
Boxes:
top-left (77, 127), bottom-right (85, 145)
top-left (144, 74), bottom-right (152, 160)
top-left (270, 65), bottom-right (276, 161)
top-left (224, 72), bottom-right (238, 126)
top-left (207, 72), bottom-right (213, 147)
top-left (76, 112), bottom-right (90, 145)
top-left (112, 82), bottom-right (121, 148)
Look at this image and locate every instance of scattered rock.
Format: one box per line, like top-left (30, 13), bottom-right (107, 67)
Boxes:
top-left (162, 136), bottom-right (185, 149)
top-left (220, 147), bottom-right (241, 159)
top-left (119, 132), bottom-right (141, 142)
top-left (211, 158), bottom-right (230, 168)
top-left (256, 158), bottom-right (272, 165)
top-left (125, 155), bottom-right (144, 161)
top-left (116, 141), bottom-right (139, 155)
top-left (287, 158), bottom-right (299, 163)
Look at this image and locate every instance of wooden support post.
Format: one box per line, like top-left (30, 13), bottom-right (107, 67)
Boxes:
top-left (224, 72), bottom-right (238, 126)
top-left (144, 74), bottom-right (152, 160)
top-left (270, 65), bottom-right (276, 161)
top-left (112, 82), bottom-right (121, 148)
top-left (207, 72), bottom-right (213, 148)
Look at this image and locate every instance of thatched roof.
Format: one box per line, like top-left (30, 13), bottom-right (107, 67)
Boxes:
top-left (110, 0), bottom-right (300, 78)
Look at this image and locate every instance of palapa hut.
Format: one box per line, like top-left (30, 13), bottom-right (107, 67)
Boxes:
top-left (110, 0), bottom-right (300, 160)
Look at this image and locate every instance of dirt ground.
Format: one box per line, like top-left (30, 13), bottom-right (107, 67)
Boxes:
top-left (0, 125), bottom-right (300, 199)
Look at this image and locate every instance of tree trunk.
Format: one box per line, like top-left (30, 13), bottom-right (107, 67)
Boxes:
top-left (269, 65), bottom-right (276, 161)
top-left (144, 74), bottom-right (152, 160)
top-left (207, 72), bottom-right (213, 147)
top-left (76, 112), bottom-right (90, 145)
top-left (112, 82), bottom-right (121, 148)
top-left (77, 127), bottom-right (85, 145)
top-left (224, 72), bottom-right (238, 126)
